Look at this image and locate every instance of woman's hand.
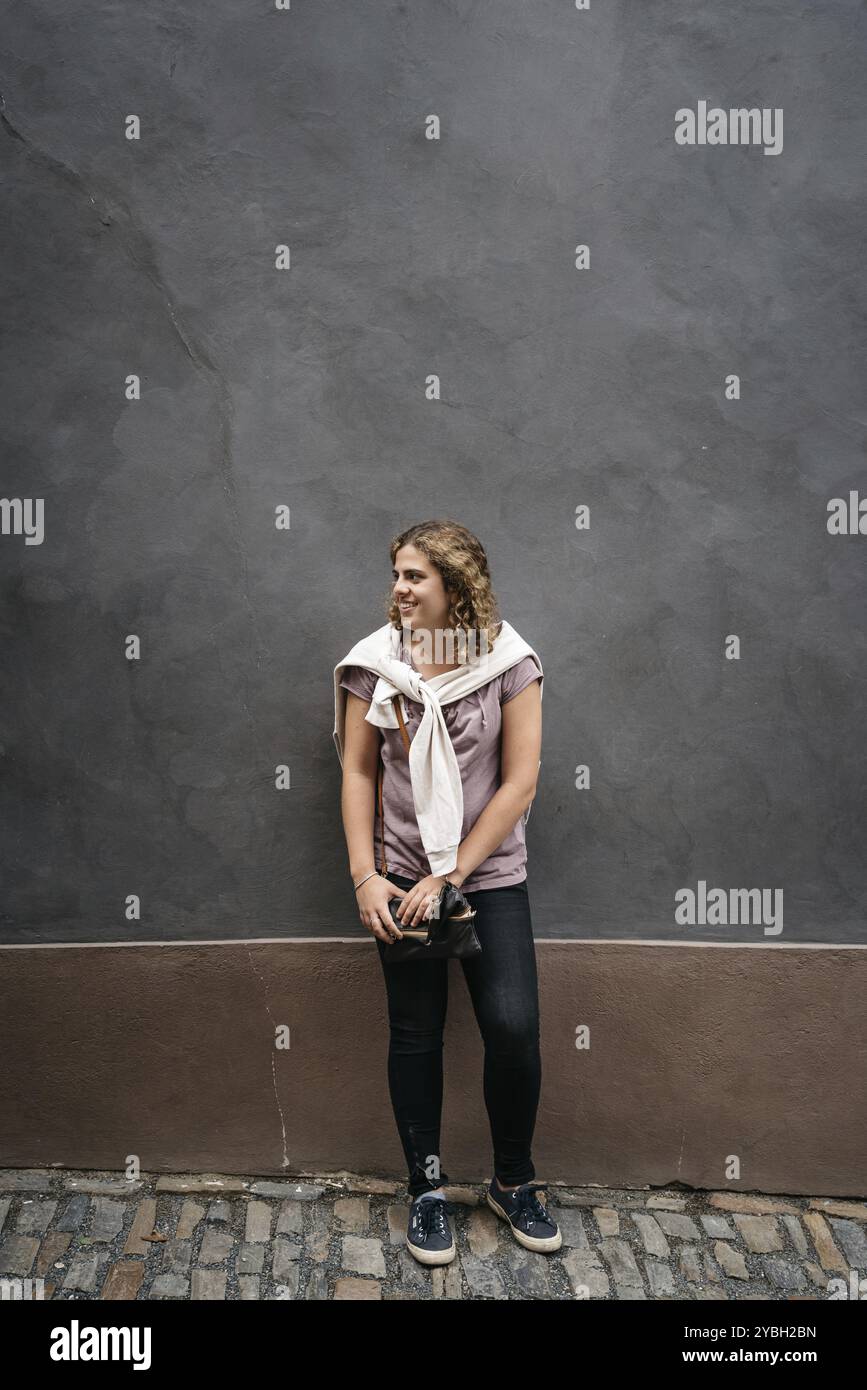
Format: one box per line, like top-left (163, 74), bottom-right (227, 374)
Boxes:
top-left (356, 875), bottom-right (409, 944)
top-left (395, 874), bottom-right (455, 927)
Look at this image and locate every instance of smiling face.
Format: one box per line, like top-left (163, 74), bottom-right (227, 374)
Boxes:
top-left (391, 544), bottom-right (453, 636)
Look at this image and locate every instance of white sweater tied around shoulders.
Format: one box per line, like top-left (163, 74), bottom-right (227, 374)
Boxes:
top-left (333, 619), bottom-right (543, 876)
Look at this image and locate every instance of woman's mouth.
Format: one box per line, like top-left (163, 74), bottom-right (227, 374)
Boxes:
top-left (399, 602), bottom-right (417, 612)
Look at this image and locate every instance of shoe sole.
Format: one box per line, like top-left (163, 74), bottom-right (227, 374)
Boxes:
top-left (485, 1191), bottom-right (563, 1252)
top-left (406, 1235), bottom-right (456, 1266)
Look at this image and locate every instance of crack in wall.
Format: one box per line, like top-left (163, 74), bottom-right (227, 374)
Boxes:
top-left (246, 949), bottom-right (291, 1170)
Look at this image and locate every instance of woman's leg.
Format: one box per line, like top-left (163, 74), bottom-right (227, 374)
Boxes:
top-left (376, 872), bottom-right (452, 1199)
top-left (459, 879), bottom-right (541, 1189)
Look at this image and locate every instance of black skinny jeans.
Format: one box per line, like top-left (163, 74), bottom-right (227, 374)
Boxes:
top-left (376, 870), bottom-right (542, 1199)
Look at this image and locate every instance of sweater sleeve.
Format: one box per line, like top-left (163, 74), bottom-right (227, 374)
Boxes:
top-left (340, 665), bottom-right (378, 704)
top-left (500, 654), bottom-right (542, 705)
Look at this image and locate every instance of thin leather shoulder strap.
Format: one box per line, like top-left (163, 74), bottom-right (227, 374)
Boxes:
top-left (393, 693), bottom-right (411, 751)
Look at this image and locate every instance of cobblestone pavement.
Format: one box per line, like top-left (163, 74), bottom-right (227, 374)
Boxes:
top-left (1, 1169), bottom-right (865, 1300)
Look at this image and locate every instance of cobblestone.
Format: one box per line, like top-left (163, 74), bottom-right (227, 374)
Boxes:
top-left (124, 1199), bottom-right (158, 1255)
top-left (679, 1244), bottom-right (704, 1281)
top-left (191, 1268), bottom-right (226, 1300)
top-left (36, 1231), bottom-right (72, 1276)
top-left (803, 1211), bottom-right (848, 1273)
top-left (199, 1228), bottom-right (234, 1264)
top-left (333, 1197), bottom-right (369, 1233)
top-left (733, 1213), bottom-right (783, 1253)
top-left (237, 1242), bottom-right (265, 1275)
top-left (63, 1253), bottom-right (106, 1292)
top-left (155, 1176), bottom-right (248, 1195)
top-left (0, 1170), bottom-right (55, 1192)
top-left (599, 1237), bottom-right (643, 1288)
top-left (828, 1217), bottom-right (867, 1268)
top-left (272, 1237), bottom-right (302, 1282)
top-left (15, 1199), bottom-right (57, 1235)
top-left (714, 1241), bottom-right (749, 1279)
top-left (176, 1201), bottom-right (206, 1241)
top-left (593, 1206), bottom-right (619, 1236)
top-left (782, 1213), bottom-right (809, 1256)
top-left (65, 1178), bottom-right (143, 1196)
top-left (466, 1208), bottom-right (498, 1256)
top-left (503, 1246), bottom-right (552, 1298)
top-left (645, 1258), bottom-right (677, 1296)
top-left (396, 1247), bottom-right (428, 1289)
top-left (563, 1248), bottom-right (610, 1298)
top-left (341, 1234), bottom-right (386, 1277)
top-left (89, 1198), bottom-right (126, 1243)
top-left (102, 1261), bottom-right (145, 1300)
top-left (653, 1211), bottom-right (702, 1241)
top-left (150, 1273), bottom-right (188, 1299)
top-left (0, 1167), bottom-right (862, 1300)
top-left (55, 1195), bottom-right (89, 1231)
top-left (276, 1200), bottom-right (304, 1237)
top-left (462, 1252), bottom-right (507, 1298)
top-left (762, 1255), bottom-right (807, 1291)
top-left (0, 1233), bottom-right (40, 1275)
top-left (808, 1198), bottom-right (867, 1220)
top-left (161, 1239), bottom-right (192, 1274)
top-left (632, 1212), bottom-right (670, 1257)
top-left (700, 1213), bottom-right (735, 1239)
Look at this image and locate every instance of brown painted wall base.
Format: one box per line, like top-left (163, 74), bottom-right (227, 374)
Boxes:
top-left (1, 941), bottom-right (864, 1197)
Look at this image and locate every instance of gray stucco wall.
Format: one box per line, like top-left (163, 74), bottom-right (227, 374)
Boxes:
top-left (2, 2), bottom-right (865, 944)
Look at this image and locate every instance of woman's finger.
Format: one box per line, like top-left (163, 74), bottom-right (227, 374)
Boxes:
top-left (368, 909), bottom-right (403, 943)
top-left (397, 893), bottom-right (421, 923)
top-left (364, 914), bottom-right (387, 942)
top-left (401, 893), bottom-right (433, 926)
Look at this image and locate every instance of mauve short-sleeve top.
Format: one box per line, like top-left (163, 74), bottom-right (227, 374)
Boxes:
top-left (340, 632), bottom-right (542, 891)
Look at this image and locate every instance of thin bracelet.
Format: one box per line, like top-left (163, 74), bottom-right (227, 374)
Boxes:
top-left (353, 870), bottom-right (380, 893)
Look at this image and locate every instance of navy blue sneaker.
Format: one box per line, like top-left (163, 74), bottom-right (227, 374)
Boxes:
top-left (486, 1179), bottom-right (562, 1252)
top-left (406, 1192), bottom-right (456, 1265)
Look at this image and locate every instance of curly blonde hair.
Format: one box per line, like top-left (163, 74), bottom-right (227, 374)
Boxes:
top-left (385, 519), bottom-right (502, 659)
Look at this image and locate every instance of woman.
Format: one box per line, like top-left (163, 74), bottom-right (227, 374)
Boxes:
top-left (333, 519), bottom-right (561, 1267)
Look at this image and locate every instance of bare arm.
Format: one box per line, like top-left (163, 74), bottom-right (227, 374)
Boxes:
top-left (340, 690), bottom-right (406, 941)
top-left (450, 678), bottom-right (542, 888)
top-left (340, 690), bottom-right (382, 881)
